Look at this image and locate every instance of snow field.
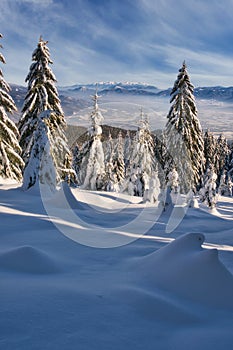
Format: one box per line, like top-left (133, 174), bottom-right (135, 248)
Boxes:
top-left (0, 182), bottom-right (233, 349)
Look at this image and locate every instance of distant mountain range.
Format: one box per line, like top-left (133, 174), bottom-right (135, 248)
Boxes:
top-left (10, 82), bottom-right (233, 120)
top-left (60, 82), bottom-right (233, 100)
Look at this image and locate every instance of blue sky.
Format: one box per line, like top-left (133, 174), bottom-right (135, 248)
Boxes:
top-left (1, 0), bottom-right (233, 88)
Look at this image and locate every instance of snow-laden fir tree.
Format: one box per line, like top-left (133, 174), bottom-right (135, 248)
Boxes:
top-left (215, 134), bottom-right (229, 186)
top-left (81, 92), bottom-right (105, 190)
top-left (111, 131), bottom-right (125, 191)
top-left (22, 111), bottom-right (57, 191)
top-left (124, 130), bottom-right (132, 170)
top-left (18, 36), bottom-right (74, 184)
top-left (154, 130), bottom-right (167, 189)
top-left (165, 61), bottom-right (205, 194)
top-left (167, 167), bottom-right (179, 193)
top-left (203, 129), bottom-right (217, 172)
top-left (103, 131), bottom-right (115, 191)
top-left (0, 34), bottom-right (24, 181)
top-left (105, 131), bottom-right (114, 164)
top-left (125, 110), bottom-right (156, 196)
top-left (166, 167), bottom-right (183, 205)
top-left (72, 144), bottom-right (81, 178)
top-left (218, 170), bottom-right (232, 197)
top-left (143, 171), bottom-right (160, 204)
top-left (199, 166), bottom-right (218, 209)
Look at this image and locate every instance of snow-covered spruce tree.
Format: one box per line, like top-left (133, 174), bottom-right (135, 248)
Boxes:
top-left (199, 167), bottom-right (218, 209)
top-left (0, 34), bottom-right (24, 181)
top-left (125, 110), bottom-right (156, 196)
top-left (103, 131), bottom-right (116, 191)
top-left (215, 134), bottom-right (229, 186)
top-left (166, 167), bottom-right (182, 206)
top-left (165, 61), bottom-right (205, 194)
top-left (143, 170), bottom-right (160, 204)
top-left (111, 131), bottom-right (125, 191)
top-left (22, 111), bottom-right (57, 191)
top-left (81, 92), bottom-right (105, 190)
top-left (18, 36), bottom-right (74, 184)
top-left (72, 144), bottom-right (81, 178)
top-left (124, 130), bottom-right (132, 170)
top-left (203, 129), bottom-right (217, 172)
top-left (154, 130), bottom-right (167, 189)
top-left (105, 131), bottom-right (114, 164)
top-left (167, 167), bottom-right (179, 193)
top-left (218, 170), bottom-right (233, 197)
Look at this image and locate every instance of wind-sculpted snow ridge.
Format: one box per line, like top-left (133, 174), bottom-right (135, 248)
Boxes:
top-left (0, 246), bottom-right (61, 274)
top-left (131, 233), bottom-right (233, 309)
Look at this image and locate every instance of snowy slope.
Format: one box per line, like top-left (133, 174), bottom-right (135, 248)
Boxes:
top-left (0, 181), bottom-right (233, 350)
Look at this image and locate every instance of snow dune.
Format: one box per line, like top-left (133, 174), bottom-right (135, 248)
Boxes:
top-left (0, 246), bottom-right (60, 274)
top-left (130, 232), bottom-right (233, 309)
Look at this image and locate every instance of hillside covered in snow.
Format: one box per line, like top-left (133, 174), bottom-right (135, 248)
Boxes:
top-left (0, 180), bottom-right (233, 350)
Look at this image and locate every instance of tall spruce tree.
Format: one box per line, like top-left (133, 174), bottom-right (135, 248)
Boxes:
top-left (81, 92), bottom-right (105, 190)
top-left (18, 36), bottom-right (74, 185)
top-left (165, 61), bottom-right (205, 193)
top-left (0, 34), bottom-right (24, 181)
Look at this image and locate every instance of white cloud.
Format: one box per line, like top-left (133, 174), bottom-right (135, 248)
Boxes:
top-left (16, 0), bottom-right (53, 6)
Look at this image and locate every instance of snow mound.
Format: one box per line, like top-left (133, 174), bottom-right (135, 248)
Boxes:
top-left (0, 246), bottom-right (61, 274)
top-left (134, 233), bottom-right (233, 308)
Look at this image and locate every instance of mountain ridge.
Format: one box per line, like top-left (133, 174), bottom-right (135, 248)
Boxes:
top-left (9, 83), bottom-right (233, 124)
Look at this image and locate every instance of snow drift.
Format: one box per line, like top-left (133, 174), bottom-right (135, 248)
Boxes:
top-left (132, 232), bottom-right (233, 308)
top-left (0, 246), bottom-right (61, 274)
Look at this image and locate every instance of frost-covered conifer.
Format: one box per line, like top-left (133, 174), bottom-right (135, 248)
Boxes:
top-left (72, 144), bottom-right (81, 178)
top-left (143, 171), bottom-right (160, 204)
top-left (105, 131), bottom-right (114, 164)
top-left (204, 130), bottom-right (217, 171)
top-left (167, 168), bottom-right (179, 193)
top-left (81, 92), bottom-right (105, 190)
top-left (166, 61), bottom-right (205, 193)
top-left (103, 132), bottom-right (116, 191)
top-left (18, 36), bottom-right (74, 184)
top-left (125, 110), bottom-right (155, 196)
top-left (215, 134), bottom-right (229, 185)
top-left (166, 167), bottom-right (182, 206)
top-left (154, 131), bottom-right (167, 171)
top-left (22, 112), bottom-right (57, 191)
top-left (154, 131), bottom-right (167, 189)
top-left (19, 37), bottom-right (63, 158)
top-left (111, 131), bottom-right (125, 191)
top-left (124, 130), bottom-right (132, 170)
top-left (0, 34), bottom-right (24, 181)
top-left (218, 170), bottom-right (232, 197)
top-left (199, 167), bottom-right (218, 209)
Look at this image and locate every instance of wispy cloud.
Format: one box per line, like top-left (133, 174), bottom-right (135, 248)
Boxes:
top-left (1, 0), bottom-right (233, 87)
top-left (16, 0), bottom-right (53, 6)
